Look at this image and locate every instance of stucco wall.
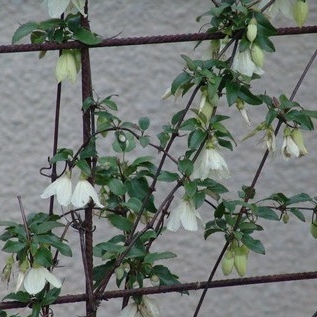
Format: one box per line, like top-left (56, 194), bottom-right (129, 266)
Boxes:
top-left (0, 1), bottom-right (317, 316)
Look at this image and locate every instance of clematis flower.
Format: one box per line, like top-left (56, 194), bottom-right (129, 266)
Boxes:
top-left (23, 266), bottom-right (62, 295)
top-left (197, 89), bottom-right (217, 123)
top-left (119, 296), bottom-right (159, 317)
top-left (281, 126), bottom-right (300, 159)
top-left (40, 172), bottom-right (72, 206)
top-left (232, 49), bottom-right (264, 77)
top-left (191, 139), bottom-right (230, 180)
top-left (259, 0), bottom-right (293, 19)
top-left (71, 178), bottom-right (104, 208)
top-left (263, 126), bottom-right (276, 153)
top-left (236, 99), bottom-right (251, 126)
top-left (43, 0), bottom-right (86, 18)
top-left (291, 127), bottom-right (308, 156)
top-left (167, 198), bottom-right (201, 232)
top-left (55, 50), bottom-right (80, 83)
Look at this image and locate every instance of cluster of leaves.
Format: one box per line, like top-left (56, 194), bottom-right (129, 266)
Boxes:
top-left (12, 14), bottom-right (101, 45)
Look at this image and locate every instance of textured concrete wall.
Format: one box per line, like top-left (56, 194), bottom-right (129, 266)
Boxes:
top-left (0, 1), bottom-right (317, 317)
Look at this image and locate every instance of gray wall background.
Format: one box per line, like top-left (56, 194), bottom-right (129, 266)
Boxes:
top-left (0, 1), bottom-right (317, 316)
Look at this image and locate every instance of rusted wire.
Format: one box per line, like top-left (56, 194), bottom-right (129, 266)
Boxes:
top-left (0, 25), bottom-right (316, 54)
top-left (1, 271), bottom-right (317, 309)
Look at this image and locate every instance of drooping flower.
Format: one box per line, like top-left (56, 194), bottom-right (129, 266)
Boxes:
top-left (236, 99), bottom-right (251, 126)
top-left (43, 0), bottom-right (86, 18)
top-left (167, 198), bottom-right (201, 232)
top-left (191, 139), bottom-right (230, 180)
top-left (291, 127), bottom-right (308, 156)
top-left (281, 126), bottom-right (300, 160)
top-left (197, 89), bottom-right (217, 124)
top-left (40, 172), bottom-right (72, 206)
top-left (55, 50), bottom-right (80, 83)
top-left (259, 0), bottom-right (293, 19)
top-left (139, 296), bottom-right (159, 317)
top-left (119, 296), bottom-right (159, 317)
top-left (23, 266), bottom-right (62, 295)
top-left (232, 49), bottom-right (264, 77)
top-left (263, 126), bottom-right (276, 153)
top-left (71, 178), bottom-right (104, 208)
top-left (293, 0), bottom-right (309, 27)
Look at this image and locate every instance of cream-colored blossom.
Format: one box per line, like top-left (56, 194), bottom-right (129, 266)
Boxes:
top-left (55, 50), bottom-right (80, 83)
top-left (263, 126), bottom-right (276, 153)
top-left (192, 141), bottom-right (230, 180)
top-left (232, 49), bottom-right (264, 77)
top-left (23, 266), bottom-right (62, 295)
top-left (71, 179), bottom-right (104, 208)
top-left (281, 127), bottom-right (300, 159)
top-left (43, 0), bottom-right (86, 18)
top-left (260, 0), bottom-right (293, 19)
top-left (236, 99), bottom-right (251, 126)
top-left (119, 296), bottom-right (159, 317)
top-left (167, 198), bottom-right (201, 232)
top-left (40, 173), bottom-right (72, 206)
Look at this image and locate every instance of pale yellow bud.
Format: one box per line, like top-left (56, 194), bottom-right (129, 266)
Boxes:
top-left (291, 128), bottom-right (308, 157)
top-left (222, 250), bottom-right (235, 276)
top-left (250, 44), bottom-right (264, 68)
top-left (115, 267), bottom-right (125, 280)
top-left (247, 18), bottom-right (257, 43)
top-left (234, 246), bottom-right (248, 277)
top-left (283, 213), bottom-right (290, 224)
top-left (293, 0), bottom-right (309, 27)
top-left (150, 275), bottom-right (160, 286)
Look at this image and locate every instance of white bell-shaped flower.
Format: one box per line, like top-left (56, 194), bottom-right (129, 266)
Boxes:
top-left (55, 50), bottom-right (80, 83)
top-left (192, 140), bottom-right (230, 180)
top-left (232, 49), bottom-right (264, 77)
top-left (44, 0), bottom-right (86, 18)
top-left (281, 127), bottom-right (300, 160)
top-left (40, 173), bottom-right (72, 206)
top-left (167, 198), bottom-right (201, 232)
top-left (23, 266), bottom-right (62, 295)
top-left (139, 296), bottom-right (159, 317)
top-left (71, 178), bottom-right (104, 208)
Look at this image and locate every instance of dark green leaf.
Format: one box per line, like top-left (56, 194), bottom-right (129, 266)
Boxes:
top-left (34, 246), bottom-right (53, 267)
top-left (3, 291), bottom-right (31, 303)
top-left (76, 159), bottom-right (91, 177)
top-left (41, 287), bottom-right (61, 305)
top-left (12, 21), bottom-right (38, 44)
top-left (72, 28), bottom-right (102, 45)
top-left (2, 241), bottom-right (26, 253)
top-left (289, 208), bottom-right (305, 222)
top-left (108, 178), bottom-right (126, 196)
top-left (188, 129), bottom-right (207, 149)
top-left (107, 214), bottom-right (133, 231)
top-left (241, 234), bottom-right (265, 254)
top-left (144, 252), bottom-right (176, 264)
top-left (171, 72), bottom-right (192, 94)
top-left (238, 86), bottom-right (262, 105)
top-left (139, 117), bottom-right (150, 131)
top-left (157, 171), bottom-right (179, 182)
top-left (286, 193), bottom-right (311, 205)
top-left (82, 96), bottom-right (95, 112)
top-left (226, 81), bottom-right (240, 106)
top-left (257, 206), bottom-right (279, 221)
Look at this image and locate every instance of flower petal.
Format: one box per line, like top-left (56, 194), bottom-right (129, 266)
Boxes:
top-left (23, 268), bottom-right (46, 295)
top-left (119, 303), bottom-right (138, 317)
top-left (47, 0), bottom-right (71, 18)
top-left (42, 268), bottom-right (62, 289)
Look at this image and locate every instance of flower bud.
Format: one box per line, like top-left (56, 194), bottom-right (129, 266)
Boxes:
top-left (250, 44), bottom-right (264, 68)
top-left (234, 246), bottom-right (248, 277)
top-left (115, 267), bottom-right (125, 280)
top-left (291, 128), bottom-right (308, 157)
top-left (247, 18), bottom-right (257, 43)
top-left (293, 0), bottom-right (309, 27)
top-left (282, 213), bottom-right (290, 224)
top-left (123, 262), bottom-right (131, 273)
top-left (310, 220), bottom-right (317, 239)
top-left (150, 275), bottom-right (160, 287)
top-left (222, 250), bottom-right (235, 276)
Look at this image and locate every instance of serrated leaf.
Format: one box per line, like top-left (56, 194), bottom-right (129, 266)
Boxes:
top-left (241, 234), bottom-right (265, 254)
top-left (12, 21), bottom-right (38, 44)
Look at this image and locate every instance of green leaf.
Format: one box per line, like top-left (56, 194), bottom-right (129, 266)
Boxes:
top-left (35, 235), bottom-right (72, 257)
top-left (34, 246), bottom-right (53, 267)
top-left (144, 252), bottom-right (176, 264)
top-left (108, 178), bottom-right (126, 196)
top-left (50, 148), bottom-right (73, 164)
top-left (225, 81), bottom-right (240, 106)
top-left (107, 214), bottom-right (133, 231)
top-left (188, 129), bottom-right (207, 149)
top-left (238, 86), bottom-right (262, 105)
top-left (101, 96), bottom-right (118, 111)
top-left (157, 171), bottom-right (179, 182)
top-left (257, 206), bottom-right (280, 221)
top-left (41, 287), bottom-right (61, 306)
top-left (171, 72), bottom-right (192, 94)
top-left (289, 208), bottom-right (305, 222)
top-left (35, 221), bottom-right (64, 234)
top-left (178, 158), bottom-right (193, 176)
top-left (184, 181), bottom-right (197, 198)
top-left (152, 265), bottom-right (181, 287)
top-left (122, 197), bottom-right (142, 213)
top-left (72, 27), bottom-right (102, 45)
top-left (241, 234), bottom-right (265, 254)
top-left (2, 241), bottom-right (26, 253)
top-left (286, 193), bottom-right (312, 205)
top-left (3, 291), bottom-right (31, 303)
top-left (76, 159), bottom-right (92, 177)
top-left (82, 96), bottom-right (95, 112)
top-left (139, 117), bottom-right (150, 131)
top-left (12, 21), bottom-right (38, 44)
